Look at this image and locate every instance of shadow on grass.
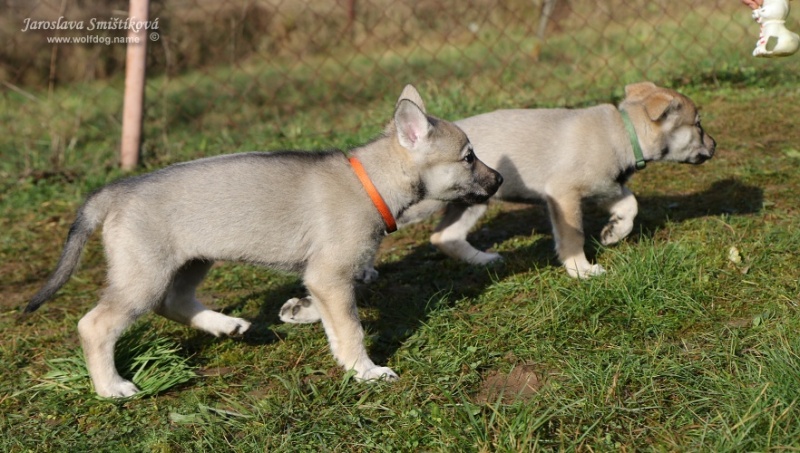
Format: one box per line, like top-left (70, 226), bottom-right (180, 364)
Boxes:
top-left (177, 279), bottom-right (307, 357)
top-left (632, 178), bottom-right (763, 235)
top-left (175, 177), bottom-right (762, 371)
top-left (362, 177), bottom-right (763, 364)
top-left (362, 236), bottom-right (556, 365)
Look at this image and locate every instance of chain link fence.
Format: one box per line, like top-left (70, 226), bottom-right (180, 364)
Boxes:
top-left (0, 0), bottom-right (786, 174)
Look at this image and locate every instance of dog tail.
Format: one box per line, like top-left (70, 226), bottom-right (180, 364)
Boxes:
top-left (23, 188), bottom-right (113, 315)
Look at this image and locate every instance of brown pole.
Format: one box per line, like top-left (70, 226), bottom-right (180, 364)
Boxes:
top-left (537, 0), bottom-right (558, 40)
top-left (120, 0), bottom-right (150, 171)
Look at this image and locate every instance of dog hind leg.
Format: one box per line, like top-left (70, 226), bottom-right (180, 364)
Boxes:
top-left (78, 302), bottom-right (143, 397)
top-left (78, 257), bottom-right (175, 398)
top-left (155, 259), bottom-right (251, 337)
top-left (431, 203), bottom-right (500, 264)
top-left (77, 233), bottom-right (182, 397)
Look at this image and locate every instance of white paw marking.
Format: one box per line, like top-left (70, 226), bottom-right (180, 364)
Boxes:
top-left (191, 311), bottom-right (251, 337)
top-left (566, 263), bottom-right (606, 279)
top-left (356, 366), bottom-right (399, 382)
top-left (97, 379), bottom-right (140, 398)
top-left (601, 217), bottom-right (633, 246)
top-left (211, 316), bottom-right (251, 337)
top-left (279, 297), bottom-right (321, 324)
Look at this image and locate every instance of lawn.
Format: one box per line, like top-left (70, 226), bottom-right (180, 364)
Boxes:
top-left (2, 5), bottom-right (800, 451)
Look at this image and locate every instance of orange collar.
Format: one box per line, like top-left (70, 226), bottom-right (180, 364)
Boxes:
top-left (348, 156), bottom-right (397, 233)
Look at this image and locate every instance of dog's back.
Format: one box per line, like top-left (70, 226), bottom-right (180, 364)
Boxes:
top-left (99, 151), bottom-right (378, 272)
top-left (456, 105), bottom-right (625, 200)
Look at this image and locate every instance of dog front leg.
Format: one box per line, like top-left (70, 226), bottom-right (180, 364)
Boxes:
top-left (303, 272), bottom-right (397, 381)
top-left (600, 187), bottom-right (638, 246)
top-left (431, 203), bottom-right (500, 264)
top-left (546, 194), bottom-right (605, 278)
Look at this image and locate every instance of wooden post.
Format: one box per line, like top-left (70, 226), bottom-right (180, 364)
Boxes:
top-left (537, 0), bottom-right (558, 39)
top-left (347, 0), bottom-right (356, 42)
top-left (120, 0), bottom-right (150, 171)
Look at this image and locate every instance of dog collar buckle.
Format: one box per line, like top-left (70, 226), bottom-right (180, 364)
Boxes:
top-left (620, 110), bottom-right (646, 170)
top-left (348, 156), bottom-right (398, 233)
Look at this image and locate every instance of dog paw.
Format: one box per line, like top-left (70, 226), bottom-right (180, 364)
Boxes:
top-left (601, 224), bottom-right (627, 246)
top-left (357, 366), bottom-right (399, 382)
top-left (280, 297), bottom-right (321, 324)
top-left (565, 263), bottom-right (606, 279)
top-left (217, 317), bottom-right (251, 337)
top-left (96, 379), bottom-right (140, 398)
top-left (468, 251), bottom-right (503, 265)
top-left (601, 215), bottom-right (634, 246)
top-left (355, 266), bottom-right (380, 284)
top-left (197, 313), bottom-right (251, 337)
top-left (228, 318), bottom-right (251, 336)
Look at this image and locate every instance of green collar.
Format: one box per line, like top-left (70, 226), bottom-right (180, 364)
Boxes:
top-left (620, 110), bottom-right (646, 170)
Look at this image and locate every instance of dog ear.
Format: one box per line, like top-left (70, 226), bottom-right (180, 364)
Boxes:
top-left (624, 82), bottom-right (657, 100)
top-left (396, 84), bottom-right (427, 114)
top-left (394, 99), bottom-right (431, 151)
top-left (643, 91), bottom-right (680, 121)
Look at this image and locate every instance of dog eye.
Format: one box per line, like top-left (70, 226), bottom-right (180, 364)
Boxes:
top-left (463, 151), bottom-right (475, 164)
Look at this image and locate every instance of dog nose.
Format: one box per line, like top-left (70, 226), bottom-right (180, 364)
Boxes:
top-left (495, 172), bottom-right (504, 186)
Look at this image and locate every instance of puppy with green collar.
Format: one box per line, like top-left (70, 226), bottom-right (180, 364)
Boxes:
top-left (427, 81), bottom-right (716, 278)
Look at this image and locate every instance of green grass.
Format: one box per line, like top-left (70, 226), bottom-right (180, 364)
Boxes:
top-left (3, 6), bottom-right (800, 452)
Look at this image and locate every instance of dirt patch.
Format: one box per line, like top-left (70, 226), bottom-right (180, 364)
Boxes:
top-left (197, 366), bottom-right (236, 377)
top-left (474, 364), bottom-right (546, 404)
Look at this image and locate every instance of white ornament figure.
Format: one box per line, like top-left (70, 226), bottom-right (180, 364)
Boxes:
top-left (752, 0), bottom-right (800, 57)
